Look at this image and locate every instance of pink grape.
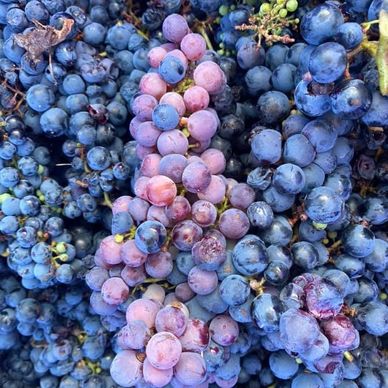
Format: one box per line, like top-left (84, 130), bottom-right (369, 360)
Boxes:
top-left (120, 239), bottom-right (148, 267)
top-left (127, 197), bottom-right (150, 223)
top-left (139, 72), bottom-right (167, 100)
top-left (180, 33), bottom-right (206, 61)
top-left (145, 251), bottom-right (173, 278)
top-left (157, 129), bottom-right (189, 156)
top-left (126, 298), bottom-right (161, 328)
top-left (117, 320), bottom-right (151, 350)
top-left (179, 318), bottom-right (209, 352)
top-left (143, 357), bottom-right (173, 387)
top-left (155, 303), bottom-right (189, 337)
top-left (146, 175), bottom-right (177, 206)
top-left (175, 282), bottom-right (195, 302)
top-left (182, 161), bottom-right (211, 193)
top-left (142, 284), bottom-right (166, 304)
top-left (132, 94), bottom-right (158, 121)
top-left (129, 116), bottom-right (143, 137)
top-left (228, 183), bottom-right (256, 209)
top-left (162, 14), bottom-right (189, 43)
top-left (183, 85), bottom-right (210, 112)
top-left (110, 350), bottom-right (143, 387)
top-left (193, 61), bottom-right (226, 95)
top-left (85, 267), bottom-right (109, 291)
top-left (146, 331), bottom-right (182, 369)
top-left (121, 264), bottom-right (146, 287)
top-left (188, 110), bottom-right (218, 141)
top-left (192, 233), bottom-right (227, 271)
top-left (94, 250), bottom-right (112, 269)
top-left (226, 178), bottom-right (238, 196)
top-left (219, 208), bottom-right (250, 239)
top-left (191, 200), bottom-right (217, 227)
top-left (90, 291), bottom-right (117, 315)
top-left (174, 352), bottom-right (207, 385)
top-left (140, 153), bottom-right (161, 177)
top-left (187, 155), bottom-right (203, 164)
top-left (98, 235), bottom-right (122, 265)
top-left (148, 46), bottom-right (167, 68)
top-left (112, 196), bottom-right (132, 215)
top-left (134, 176), bottom-right (150, 200)
top-left (201, 148), bottom-right (226, 174)
top-left (209, 315), bottom-right (239, 346)
top-left (134, 121), bottom-right (161, 148)
top-left (136, 144), bottom-right (156, 159)
top-left (160, 92), bottom-right (186, 116)
top-left (101, 277), bottom-right (129, 305)
top-left (165, 196), bottom-right (191, 223)
top-left (159, 154), bottom-right (188, 183)
top-left (188, 266), bottom-right (218, 295)
top-left (172, 220), bottom-right (203, 251)
top-left (198, 175), bottom-right (226, 204)
top-left (147, 205), bottom-right (171, 227)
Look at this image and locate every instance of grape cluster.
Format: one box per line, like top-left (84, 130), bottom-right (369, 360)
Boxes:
top-left (0, 0), bottom-right (387, 387)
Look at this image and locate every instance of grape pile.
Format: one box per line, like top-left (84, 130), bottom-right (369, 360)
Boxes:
top-left (0, 0), bottom-right (387, 387)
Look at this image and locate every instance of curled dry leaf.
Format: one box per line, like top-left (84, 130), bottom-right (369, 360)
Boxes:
top-left (14, 19), bottom-right (75, 62)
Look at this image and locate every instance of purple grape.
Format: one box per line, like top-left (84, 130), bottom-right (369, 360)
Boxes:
top-left (110, 350), bottom-right (143, 387)
top-left (146, 331), bottom-right (182, 369)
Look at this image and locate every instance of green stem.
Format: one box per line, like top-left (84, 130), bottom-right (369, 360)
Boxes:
top-left (198, 25), bottom-right (214, 51)
top-left (377, 10), bottom-right (388, 96)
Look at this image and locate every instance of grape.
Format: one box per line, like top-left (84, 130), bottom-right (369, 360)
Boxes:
top-left (183, 86), bottom-right (210, 113)
top-left (228, 183), bottom-right (255, 209)
top-left (188, 266), bottom-right (218, 295)
top-left (179, 318), bottom-right (209, 352)
top-left (251, 129), bottom-right (282, 164)
top-left (269, 351), bottom-right (299, 380)
top-left (159, 55), bottom-right (186, 84)
top-left (155, 303), bottom-right (188, 337)
top-left (120, 240), bottom-right (147, 267)
top-left (279, 308), bottom-right (321, 354)
top-left (145, 251), bottom-right (173, 278)
top-left (219, 209), bottom-right (250, 240)
top-left (165, 196), bottom-right (191, 223)
top-left (152, 104), bottom-right (180, 131)
top-left (146, 331), bottom-right (182, 369)
top-left (148, 46), bottom-right (168, 68)
top-left (97, 236), bottom-right (122, 265)
top-left (309, 42), bottom-right (347, 84)
top-left (159, 153), bottom-right (187, 183)
top-left (191, 200), bottom-right (217, 227)
top-left (131, 94), bottom-right (158, 121)
top-left (209, 315), bottom-right (239, 346)
top-left (117, 320), bottom-right (151, 350)
top-left (157, 129), bottom-right (189, 156)
top-left (193, 61), bottom-right (226, 95)
top-left (197, 174), bottom-right (226, 204)
top-left (174, 352), bottom-right (207, 385)
top-left (192, 233), bottom-right (227, 271)
top-left (126, 297), bottom-right (161, 329)
top-left (342, 224), bottom-right (375, 258)
top-left (180, 33), bottom-right (206, 61)
top-left (187, 110), bottom-right (218, 141)
top-left (101, 277), bottom-right (129, 305)
top-left (182, 161), bottom-right (211, 193)
top-left (172, 220), bottom-right (203, 251)
top-left (139, 72), bottom-right (167, 100)
top-left (219, 274), bottom-right (250, 307)
top-left (162, 14), bottom-right (189, 43)
top-left (140, 153), bottom-right (161, 177)
top-left (110, 350), bottom-right (143, 387)
top-left (146, 175), bottom-right (177, 207)
top-left (143, 357), bottom-right (173, 387)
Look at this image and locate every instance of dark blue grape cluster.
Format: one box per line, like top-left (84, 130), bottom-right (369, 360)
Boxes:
top-left (0, 0), bottom-right (387, 387)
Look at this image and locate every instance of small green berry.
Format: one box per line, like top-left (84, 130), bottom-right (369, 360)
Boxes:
top-left (279, 8), bottom-right (288, 18)
top-left (219, 5), bottom-right (229, 16)
top-left (286, 0), bottom-right (298, 12)
top-left (260, 3), bottom-right (272, 14)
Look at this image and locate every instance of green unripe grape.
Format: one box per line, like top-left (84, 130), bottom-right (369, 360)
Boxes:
top-left (286, 0), bottom-right (298, 12)
top-left (219, 5), bottom-right (229, 16)
top-left (260, 3), bottom-right (272, 14)
top-left (279, 8), bottom-right (288, 17)
top-left (277, 0), bottom-right (286, 4)
top-left (56, 242), bottom-right (67, 254)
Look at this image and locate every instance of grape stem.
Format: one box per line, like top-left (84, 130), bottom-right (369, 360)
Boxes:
top-left (197, 25), bottom-right (214, 51)
top-left (377, 10), bottom-right (388, 95)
